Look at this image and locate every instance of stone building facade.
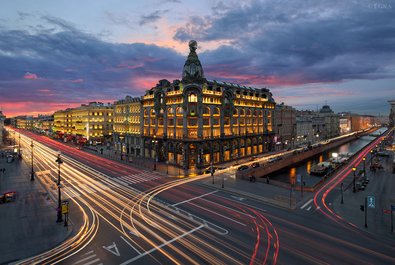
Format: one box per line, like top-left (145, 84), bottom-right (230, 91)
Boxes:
top-left (113, 96), bottom-right (143, 157)
top-left (274, 103), bottom-right (296, 149)
top-left (141, 41), bottom-right (276, 173)
top-left (0, 111), bottom-right (5, 145)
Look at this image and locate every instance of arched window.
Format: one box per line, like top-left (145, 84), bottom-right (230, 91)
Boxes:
top-left (176, 107), bottom-right (183, 115)
top-left (168, 107), bottom-right (174, 114)
top-left (188, 93), bottom-right (197, 102)
top-left (150, 109), bottom-right (155, 116)
top-left (247, 109), bottom-right (251, 116)
top-left (233, 109), bottom-right (238, 115)
top-left (240, 109), bottom-right (245, 116)
top-left (213, 107), bottom-right (220, 115)
top-left (144, 109), bottom-right (148, 116)
top-left (203, 107), bottom-right (210, 115)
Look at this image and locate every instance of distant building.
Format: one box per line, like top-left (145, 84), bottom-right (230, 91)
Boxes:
top-left (318, 104), bottom-right (340, 139)
top-left (33, 115), bottom-right (54, 133)
top-left (274, 103), bottom-right (296, 149)
top-left (14, 116), bottom-right (34, 129)
top-left (113, 96), bottom-right (143, 157)
top-left (141, 40), bottom-right (276, 172)
top-left (339, 112), bottom-right (376, 133)
top-left (0, 111), bottom-right (5, 145)
top-left (53, 102), bottom-right (114, 142)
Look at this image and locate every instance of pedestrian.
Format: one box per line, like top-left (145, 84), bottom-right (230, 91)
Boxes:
top-left (266, 176), bottom-right (270, 184)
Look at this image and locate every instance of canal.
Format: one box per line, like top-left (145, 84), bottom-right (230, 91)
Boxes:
top-left (272, 127), bottom-right (388, 185)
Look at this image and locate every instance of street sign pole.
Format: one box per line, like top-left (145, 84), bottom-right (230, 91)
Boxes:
top-left (365, 197), bottom-right (368, 228)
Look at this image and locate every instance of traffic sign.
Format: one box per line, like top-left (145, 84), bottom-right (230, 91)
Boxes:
top-left (296, 174), bottom-right (301, 183)
top-left (367, 196), bottom-right (375, 209)
top-left (61, 200), bottom-right (69, 214)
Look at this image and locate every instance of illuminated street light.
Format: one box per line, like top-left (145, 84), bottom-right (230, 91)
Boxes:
top-left (56, 152), bottom-right (64, 223)
top-left (352, 167), bottom-right (357, 193)
top-left (30, 140), bottom-right (35, 181)
top-left (362, 157), bottom-right (366, 175)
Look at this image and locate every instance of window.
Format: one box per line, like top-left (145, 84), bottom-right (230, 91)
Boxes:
top-left (233, 109), bottom-right (238, 115)
top-left (176, 107), bottom-right (183, 115)
top-left (168, 108), bottom-right (174, 114)
top-left (213, 118), bottom-right (220, 126)
top-left (203, 107), bottom-right (210, 115)
top-left (188, 118), bottom-right (197, 127)
top-left (213, 107), bottom-right (220, 115)
top-left (177, 118), bottom-right (183, 126)
top-left (203, 118), bottom-right (210, 126)
top-left (168, 118), bottom-right (174, 126)
top-left (188, 93), bottom-right (197, 102)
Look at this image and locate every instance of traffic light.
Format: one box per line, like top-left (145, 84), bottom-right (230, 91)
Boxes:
top-left (360, 205), bottom-right (365, 212)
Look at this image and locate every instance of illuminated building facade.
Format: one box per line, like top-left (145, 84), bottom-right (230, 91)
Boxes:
top-left (113, 96), bottom-right (143, 157)
top-left (389, 100), bottom-right (395, 127)
top-left (53, 102), bottom-right (113, 141)
top-left (274, 103), bottom-right (296, 149)
top-left (141, 41), bottom-right (276, 172)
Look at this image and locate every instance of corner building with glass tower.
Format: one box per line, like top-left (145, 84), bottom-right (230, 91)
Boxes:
top-left (142, 40), bottom-right (276, 174)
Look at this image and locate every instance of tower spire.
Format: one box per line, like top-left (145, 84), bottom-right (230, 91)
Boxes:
top-left (182, 40), bottom-right (205, 83)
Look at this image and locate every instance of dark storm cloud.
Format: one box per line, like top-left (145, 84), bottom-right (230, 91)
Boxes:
top-left (0, 16), bottom-right (184, 105)
top-left (139, 10), bottom-right (168, 26)
top-left (175, 0), bottom-right (395, 84)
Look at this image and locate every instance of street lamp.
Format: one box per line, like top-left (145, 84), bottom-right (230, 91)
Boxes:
top-left (210, 162), bottom-right (214, 184)
top-left (352, 167), bottom-right (357, 193)
top-left (18, 133), bottom-right (21, 156)
top-left (30, 140), bottom-right (35, 181)
top-left (370, 150), bottom-right (373, 166)
top-left (153, 136), bottom-right (158, 171)
top-left (362, 157), bottom-right (366, 175)
top-left (55, 153), bottom-right (64, 223)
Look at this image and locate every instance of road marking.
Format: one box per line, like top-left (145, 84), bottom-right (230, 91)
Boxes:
top-left (300, 198), bottom-right (313, 209)
top-left (129, 229), bottom-right (140, 237)
top-left (188, 202), bottom-right (247, 226)
top-left (200, 197), bottom-right (256, 219)
top-left (172, 190), bottom-right (218, 206)
top-left (230, 195), bottom-right (246, 201)
top-left (120, 225), bottom-right (204, 265)
top-left (306, 206), bottom-right (312, 211)
top-left (81, 250), bottom-right (94, 256)
top-left (83, 259), bottom-right (100, 265)
top-left (103, 242), bottom-right (120, 256)
top-left (212, 193), bottom-right (267, 213)
top-left (72, 254), bottom-right (97, 264)
top-left (120, 236), bottom-right (141, 255)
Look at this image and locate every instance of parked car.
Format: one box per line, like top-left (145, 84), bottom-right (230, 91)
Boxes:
top-left (251, 162), bottom-right (260, 168)
top-left (237, 165), bottom-right (249, 171)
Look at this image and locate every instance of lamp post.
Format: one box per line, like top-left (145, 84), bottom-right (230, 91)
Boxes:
top-left (340, 182), bottom-right (344, 204)
top-left (362, 157), bottom-right (366, 175)
top-left (56, 153), bottom-right (63, 223)
top-left (210, 162), bottom-right (214, 184)
top-left (352, 167), bottom-right (357, 193)
top-left (18, 133), bottom-right (21, 156)
top-left (370, 150), bottom-right (373, 166)
top-left (30, 140), bottom-right (35, 181)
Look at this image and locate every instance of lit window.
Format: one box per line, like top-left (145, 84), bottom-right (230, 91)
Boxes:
top-left (188, 93), bottom-right (197, 102)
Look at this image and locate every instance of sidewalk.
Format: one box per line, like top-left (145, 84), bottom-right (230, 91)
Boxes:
top-left (0, 148), bottom-right (71, 264)
top-left (332, 152), bottom-right (395, 239)
top-left (199, 172), bottom-right (308, 209)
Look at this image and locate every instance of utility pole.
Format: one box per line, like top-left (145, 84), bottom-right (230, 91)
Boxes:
top-left (30, 140), bottom-right (35, 181)
top-left (56, 153), bottom-right (63, 223)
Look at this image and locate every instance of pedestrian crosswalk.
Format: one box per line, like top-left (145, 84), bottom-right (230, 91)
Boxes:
top-left (113, 171), bottom-right (162, 186)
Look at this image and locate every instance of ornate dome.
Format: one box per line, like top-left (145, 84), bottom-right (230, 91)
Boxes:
top-left (319, 104), bottom-right (334, 113)
top-left (182, 40), bottom-right (205, 83)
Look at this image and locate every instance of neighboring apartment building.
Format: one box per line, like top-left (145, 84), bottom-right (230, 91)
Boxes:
top-left (113, 96), bottom-right (143, 157)
top-left (15, 116), bottom-right (34, 130)
top-left (141, 41), bottom-right (276, 172)
top-left (274, 103), bottom-right (296, 149)
top-left (53, 102), bottom-right (114, 142)
top-left (319, 104), bottom-right (340, 139)
top-left (33, 115), bottom-right (54, 133)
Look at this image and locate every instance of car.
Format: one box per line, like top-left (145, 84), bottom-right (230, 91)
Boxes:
top-left (251, 162), bottom-right (260, 168)
top-left (237, 165), bottom-right (249, 171)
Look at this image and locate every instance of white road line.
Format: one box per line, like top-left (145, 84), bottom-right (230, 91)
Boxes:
top-left (83, 258), bottom-right (100, 265)
top-left (120, 236), bottom-right (142, 255)
top-left (81, 250), bottom-right (94, 256)
top-left (188, 202), bottom-right (247, 226)
top-left (72, 254), bottom-right (97, 264)
top-left (120, 225), bottom-right (204, 265)
top-left (300, 198), bottom-right (313, 209)
top-left (172, 190), bottom-right (218, 206)
top-left (306, 206), bottom-right (312, 211)
top-left (112, 178), bottom-right (129, 186)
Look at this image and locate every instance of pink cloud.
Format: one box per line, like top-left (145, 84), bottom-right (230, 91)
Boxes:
top-left (24, 72), bottom-right (38, 80)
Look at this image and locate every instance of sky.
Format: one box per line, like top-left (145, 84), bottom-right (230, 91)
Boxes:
top-left (0, 0), bottom-right (394, 117)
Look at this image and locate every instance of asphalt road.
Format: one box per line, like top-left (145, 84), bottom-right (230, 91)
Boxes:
top-left (14, 129), bottom-right (395, 265)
